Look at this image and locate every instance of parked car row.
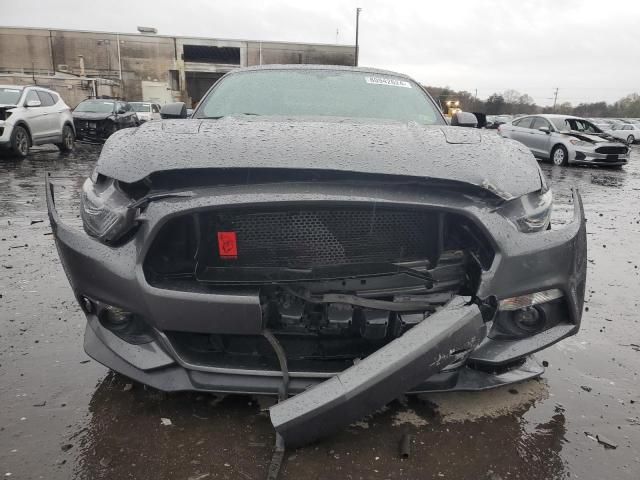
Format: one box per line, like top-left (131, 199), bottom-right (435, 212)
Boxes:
top-left (498, 114), bottom-right (630, 167)
top-left (600, 122), bottom-right (640, 144)
top-left (0, 84), bottom-right (165, 158)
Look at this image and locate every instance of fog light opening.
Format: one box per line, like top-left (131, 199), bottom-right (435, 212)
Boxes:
top-left (513, 306), bottom-right (546, 334)
top-left (94, 303), bottom-right (153, 344)
top-left (99, 305), bottom-right (134, 331)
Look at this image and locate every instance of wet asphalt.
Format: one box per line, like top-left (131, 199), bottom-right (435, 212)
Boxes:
top-left (0, 142), bottom-right (639, 479)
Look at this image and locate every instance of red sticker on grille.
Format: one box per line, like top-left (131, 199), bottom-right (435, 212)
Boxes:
top-left (217, 231), bottom-right (238, 259)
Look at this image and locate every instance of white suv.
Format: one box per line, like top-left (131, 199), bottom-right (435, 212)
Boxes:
top-left (129, 102), bottom-right (162, 123)
top-left (0, 85), bottom-right (75, 157)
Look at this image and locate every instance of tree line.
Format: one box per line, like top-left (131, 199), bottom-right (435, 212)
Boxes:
top-left (424, 86), bottom-right (640, 118)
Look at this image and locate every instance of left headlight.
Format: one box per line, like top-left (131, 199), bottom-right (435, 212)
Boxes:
top-left (80, 177), bottom-right (138, 243)
top-left (499, 189), bottom-right (553, 233)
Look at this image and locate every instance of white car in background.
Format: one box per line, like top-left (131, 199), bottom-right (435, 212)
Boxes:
top-left (129, 102), bottom-right (162, 123)
top-left (0, 85), bottom-right (75, 157)
top-left (606, 123), bottom-right (640, 144)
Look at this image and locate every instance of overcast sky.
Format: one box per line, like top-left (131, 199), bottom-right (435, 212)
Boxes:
top-left (3, 0), bottom-right (639, 105)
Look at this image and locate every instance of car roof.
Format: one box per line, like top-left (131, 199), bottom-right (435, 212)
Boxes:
top-left (1, 85), bottom-right (58, 93)
top-left (229, 64), bottom-right (415, 80)
top-left (536, 114), bottom-right (588, 120)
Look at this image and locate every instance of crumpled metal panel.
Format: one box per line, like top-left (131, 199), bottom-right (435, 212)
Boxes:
top-left (96, 117), bottom-right (541, 200)
top-left (269, 296), bottom-right (485, 447)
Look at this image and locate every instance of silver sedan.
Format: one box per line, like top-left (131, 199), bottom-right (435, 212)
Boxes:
top-left (499, 114), bottom-right (629, 167)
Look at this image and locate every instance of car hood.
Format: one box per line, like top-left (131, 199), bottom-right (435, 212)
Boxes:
top-left (73, 112), bottom-right (113, 121)
top-left (97, 117), bottom-right (544, 200)
top-left (560, 130), bottom-right (625, 144)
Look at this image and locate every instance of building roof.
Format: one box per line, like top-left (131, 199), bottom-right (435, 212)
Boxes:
top-left (0, 25), bottom-right (356, 49)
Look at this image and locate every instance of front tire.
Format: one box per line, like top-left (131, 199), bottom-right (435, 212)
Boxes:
top-left (10, 126), bottom-right (30, 158)
top-left (551, 145), bottom-right (569, 166)
top-left (627, 135), bottom-right (635, 145)
top-left (56, 125), bottom-right (75, 153)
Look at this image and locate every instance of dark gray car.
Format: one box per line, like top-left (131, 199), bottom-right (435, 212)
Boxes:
top-left (47, 65), bottom-right (586, 446)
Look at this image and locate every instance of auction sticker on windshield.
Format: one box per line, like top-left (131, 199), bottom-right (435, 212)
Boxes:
top-left (365, 76), bottom-right (412, 88)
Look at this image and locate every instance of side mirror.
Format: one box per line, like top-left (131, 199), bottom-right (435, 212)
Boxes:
top-left (26, 99), bottom-right (42, 108)
top-left (160, 102), bottom-right (187, 119)
top-left (539, 127), bottom-right (551, 134)
top-left (450, 111), bottom-right (478, 128)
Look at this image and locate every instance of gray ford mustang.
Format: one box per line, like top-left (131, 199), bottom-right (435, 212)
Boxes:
top-left (47, 65), bottom-right (586, 446)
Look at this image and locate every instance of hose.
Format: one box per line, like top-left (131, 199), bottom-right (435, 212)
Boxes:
top-left (263, 329), bottom-right (290, 480)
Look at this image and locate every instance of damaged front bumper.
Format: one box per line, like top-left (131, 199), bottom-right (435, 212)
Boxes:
top-left (46, 178), bottom-right (586, 400)
top-left (73, 119), bottom-right (113, 142)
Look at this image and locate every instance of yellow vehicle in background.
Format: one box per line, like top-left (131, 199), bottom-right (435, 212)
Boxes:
top-left (444, 99), bottom-right (462, 119)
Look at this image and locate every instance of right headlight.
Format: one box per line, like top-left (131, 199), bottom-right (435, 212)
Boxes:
top-left (80, 177), bottom-right (138, 243)
top-left (499, 188), bottom-right (553, 233)
top-left (569, 138), bottom-right (591, 147)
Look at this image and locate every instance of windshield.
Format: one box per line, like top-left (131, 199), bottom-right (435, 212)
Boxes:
top-left (196, 70), bottom-right (444, 125)
top-left (75, 100), bottom-right (115, 113)
top-left (550, 117), bottom-right (602, 133)
top-left (130, 103), bottom-right (151, 112)
top-left (0, 87), bottom-right (23, 105)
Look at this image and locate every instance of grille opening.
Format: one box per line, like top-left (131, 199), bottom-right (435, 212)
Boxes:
top-left (595, 146), bottom-right (627, 155)
top-left (146, 206), bottom-right (495, 373)
top-left (143, 205), bottom-right (494, 285)
top-left (165, 331), bottom-right (378, 373)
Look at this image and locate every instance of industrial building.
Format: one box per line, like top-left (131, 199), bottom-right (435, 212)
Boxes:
top-left (0, 26), bottom-right (356, 107)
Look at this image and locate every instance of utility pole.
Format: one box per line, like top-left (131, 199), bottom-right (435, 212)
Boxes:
top-left (553, 87), bottom-right (559, 112)
top-left (354, 7), bottom-right (362, 67)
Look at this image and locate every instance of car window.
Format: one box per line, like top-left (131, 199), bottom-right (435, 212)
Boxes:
top-left (515, 117), bottom-right (534, 129)
top-left (531, 117), bottom-right (551, 130)
top-left (0, 87), bottom-right (24, 105)
top-left (36, 91), bottom-right (55, 107)
top-left (25, 90), bottom-right (41, 106)
top-left (152, 104), bottom-right (160, 113)
top-left (197, 69), bottom-right (445, 125)
top-left (130, 103), bottom-right (150, 112)
top-left (623, 125), bottom-right (632, 130)
top-left (75, 100), bottom-right (115, 113)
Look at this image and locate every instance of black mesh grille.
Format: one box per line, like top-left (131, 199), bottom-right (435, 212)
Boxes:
top-left (205, 207), bottom-right (437, 269)
top-left (595, 146), bottom-right (627, 155)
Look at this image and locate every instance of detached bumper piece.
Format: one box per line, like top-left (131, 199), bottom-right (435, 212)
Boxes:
top-left (270, 297), bottom-right (485, 448)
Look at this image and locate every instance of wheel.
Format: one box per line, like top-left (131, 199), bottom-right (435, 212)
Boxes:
top-left (56, 125), bottom-right (75, 153)
top-left (10, 126), bottom-right (30, 158)
top-left (551, 145), bottom-right (569, 166)
top-left (627, 135), bottom-right (635, 145)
